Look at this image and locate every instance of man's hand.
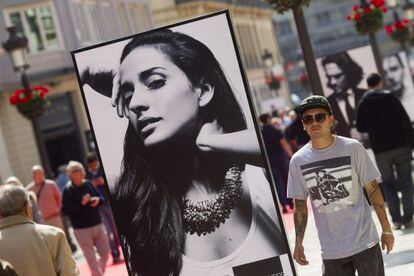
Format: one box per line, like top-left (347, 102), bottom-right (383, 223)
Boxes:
top-left (81, 193), bottom-right (91, 206)
top-left (293, 243), bottom-right (309, 265)
top-left (93, 177), bottom-right (105, 186)
top-left (89, 197), bottom-right (100, 208)
top-left (381, 233), bottom-right (394, 254)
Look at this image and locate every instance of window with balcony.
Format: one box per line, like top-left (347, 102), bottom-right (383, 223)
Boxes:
top-left (4, 3), bottom-right (61, 53)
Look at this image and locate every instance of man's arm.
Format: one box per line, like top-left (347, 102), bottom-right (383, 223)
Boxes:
top-left (280, 138), bottom-right (293, 158)
top-left (365, 180), bottom-right (394, 254)
top-left (293, 198), bottom-right (309, 265)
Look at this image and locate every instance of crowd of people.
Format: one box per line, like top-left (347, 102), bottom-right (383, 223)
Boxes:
top-left (0, 153), bottom-right (121, 276)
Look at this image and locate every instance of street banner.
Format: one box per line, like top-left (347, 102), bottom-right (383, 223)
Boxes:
top-left (72, 11), bottom-right (295, 276)
top-left (316, 46), bottom-right (377, 140)
top-left (382, 51), bottom-right (414, 121)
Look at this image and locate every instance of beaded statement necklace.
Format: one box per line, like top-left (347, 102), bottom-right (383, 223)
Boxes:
top-left (182, 164), bottom-right (243, 236)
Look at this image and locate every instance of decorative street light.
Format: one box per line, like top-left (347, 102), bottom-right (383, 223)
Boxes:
top-left (261, 49), bottom-right (281, 96)
top-left (3, 26), bottom-right (52, 176)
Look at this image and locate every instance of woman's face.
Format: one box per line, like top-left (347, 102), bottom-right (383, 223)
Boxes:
top-left (119, 46), bottom-right (200, 148)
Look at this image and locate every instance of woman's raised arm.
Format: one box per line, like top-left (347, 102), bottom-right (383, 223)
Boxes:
top-left (196, 120), bottom-right (263, 166)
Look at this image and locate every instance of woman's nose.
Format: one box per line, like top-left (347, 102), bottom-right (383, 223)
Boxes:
top-left (128, 88), bottom-right (149, 114)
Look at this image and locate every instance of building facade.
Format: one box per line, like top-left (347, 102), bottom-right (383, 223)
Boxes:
top-left (0, 0), bottom-right (153, 183)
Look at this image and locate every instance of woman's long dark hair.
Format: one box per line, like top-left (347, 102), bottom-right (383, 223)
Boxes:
top-left (112, 29), bottom-right (247, 275)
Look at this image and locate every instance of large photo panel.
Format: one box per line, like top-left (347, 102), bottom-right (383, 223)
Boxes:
top-left (72, 11), bottom-right (295, 276)
top-left (317, 46), bottom-right (377, 140)
top-left (382, 51), bottom-right (414, 121)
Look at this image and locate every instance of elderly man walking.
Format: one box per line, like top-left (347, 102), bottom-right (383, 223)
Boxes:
top-left (62, 161), bottom-right (110, 276)
top-left (0, 185), bottom-right (78, 276)
top-left (27, 165), bottom-right (64, 229)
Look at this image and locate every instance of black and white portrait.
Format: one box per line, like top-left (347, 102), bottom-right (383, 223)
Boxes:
top-left (301, 157), bottom-right (357, 214)
top-left (72, 12), bottom-right (294, 276)
top-left (382, 52), bottom-right (414, 121)
top-left (317, 46), bottom-right (377, 139)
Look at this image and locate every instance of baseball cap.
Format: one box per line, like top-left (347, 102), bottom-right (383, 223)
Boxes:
top-left (298, 95), bottom-right (332, 116)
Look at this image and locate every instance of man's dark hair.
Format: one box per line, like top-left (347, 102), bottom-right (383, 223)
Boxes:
top-left (85, 152), bottom-right (98, 164)
top-left (366, 73), bottom-right (382, 88)
top-left (259, 113), bottom-right (270, 124)
top-left (321, 52), bottom-right (363, 88)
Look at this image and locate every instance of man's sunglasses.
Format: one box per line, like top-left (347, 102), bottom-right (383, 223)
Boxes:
top-left (302, 113), bottom-right (328, 125)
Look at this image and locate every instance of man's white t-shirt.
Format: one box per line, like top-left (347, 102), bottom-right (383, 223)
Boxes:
top-left (287, 136), bottom-right (380, 260)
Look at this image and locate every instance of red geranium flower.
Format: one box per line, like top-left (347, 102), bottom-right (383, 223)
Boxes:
top-left (9, 94), bottom-right (18, 105)
top-left (385, 25), bottom-right (393, 34)
top-left (370, 0), bottom-right (385, 8)
top-left (363, 7), bottom-right (372, 14)
top-left (402, 19), bottom-right (410, 25)
top-left (353, 6), bottom-right (359, 12)
top-left (347, 15), bottom-right (352, 21)
top-left (395, 22), bottom-right (405, 29)
top-left (382, 7), bottom-right (387, 13)
top-left (355, 13), bottom-right (362, 21)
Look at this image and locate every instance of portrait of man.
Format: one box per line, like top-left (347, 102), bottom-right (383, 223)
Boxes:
top-left (383, 53), bottom-right (405, 98)
top-left (321, 52), bottom-right (366, 138)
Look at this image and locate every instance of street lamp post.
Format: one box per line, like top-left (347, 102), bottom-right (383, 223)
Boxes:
top-left (3, 26), bottom-right (52, 176)
top-left (261, 49), bottom-right (281, 98)
top-left (292, 6), bottom-right (324, 96)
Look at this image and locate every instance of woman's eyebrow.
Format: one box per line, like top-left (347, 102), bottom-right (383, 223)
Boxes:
top-left (139, 67), bottom-right (166, 82)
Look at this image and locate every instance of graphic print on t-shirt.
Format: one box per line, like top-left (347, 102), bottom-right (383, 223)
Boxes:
top-left (300, 156), bottom-right (356, 213)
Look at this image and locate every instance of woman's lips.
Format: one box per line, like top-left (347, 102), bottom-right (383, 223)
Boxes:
top-left (137, 117), bottom-right (162, 134)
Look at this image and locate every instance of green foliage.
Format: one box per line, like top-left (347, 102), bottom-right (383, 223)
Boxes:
top-left (264, 0), bottom-right (311, 14)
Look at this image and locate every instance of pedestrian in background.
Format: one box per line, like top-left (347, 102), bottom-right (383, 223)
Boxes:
top-left (27, 165), bottom-right (64, 230)
top-left (5, 176), bottom-right (43, 224)
top-left (62, 161), bottom-right (109, 276)
top-left (85, 152), bottom-right (121, 264)
top-left (0, 184), bottom-right (78, 276)
top-left (285, 106), bottom-right (310, 153)
top-left (260, 113), bottom-right (293, 213)
top-left (288, 95), bottom-right (394, 276)
top-left (357, 73), bottom-right (414, 230)
top-left (55, 164), bottom-right (78, 252)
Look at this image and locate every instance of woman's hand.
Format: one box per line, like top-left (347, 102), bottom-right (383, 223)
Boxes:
top-left (110, 72), bottom-right (128, 118)
top-left (196, 119), bottom-right (224, 152)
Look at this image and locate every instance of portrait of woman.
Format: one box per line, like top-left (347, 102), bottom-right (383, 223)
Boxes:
top-left (74, 12), bottom-right (293, 276)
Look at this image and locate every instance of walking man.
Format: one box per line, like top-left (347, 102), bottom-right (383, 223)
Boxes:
top-left (85, 153), bottom-right (121, 264)
top-left (260, 113), bottom-right (293, 213)
top-left (62, 161), bottom-right (110, 276)
top-left (27, 165), bottom-right (64, 229)
top-left (287, 95), bottom-right (394, 276)
top-left (0, 185), bottom-right (78, 276)
top-left (357, 73), bottom-right (414, 229)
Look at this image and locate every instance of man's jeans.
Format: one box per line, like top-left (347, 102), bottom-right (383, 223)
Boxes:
top-left (322, 243), bottom-right (384, 276)
top-left (99, 203), bottom-right (121, 260)
top-left (375, 147), bottom-right (413, 224)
